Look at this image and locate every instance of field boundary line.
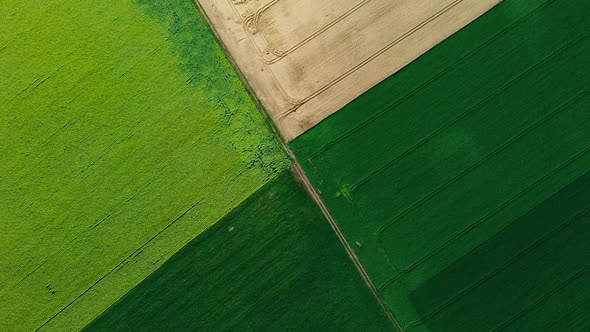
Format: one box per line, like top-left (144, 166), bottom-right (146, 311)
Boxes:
top-left (35, 166), bottom-right (259, 331)
top-left (195, 1), bottom-right (403, 330)
top-left (403, 204), bottom-right (590, 329)
top-left (379, 142), bottom-right (590, 294)
top-left (34, 195), bottom-right (200, 331)
top-left (292, 163), bottom-right (403, 331)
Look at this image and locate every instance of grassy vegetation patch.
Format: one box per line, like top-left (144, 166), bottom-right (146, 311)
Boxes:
top-left (86, 171), bottom-right (392, 331)
top-left (291, 0), bottom-right (590, 330)
top-left (0, 0), bottom-right (288, 330)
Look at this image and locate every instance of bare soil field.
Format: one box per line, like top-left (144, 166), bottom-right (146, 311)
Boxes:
top-left (197, 0), bottom-right (500, 140)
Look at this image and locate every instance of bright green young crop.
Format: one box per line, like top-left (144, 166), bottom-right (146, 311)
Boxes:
top-left (0, 0), bottom-right (288, 330)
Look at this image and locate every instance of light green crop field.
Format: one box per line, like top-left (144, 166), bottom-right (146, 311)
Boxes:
top-left (0, 0), bottom-right (289, 330)
top-left (292, 0), bottom-right (590, 330)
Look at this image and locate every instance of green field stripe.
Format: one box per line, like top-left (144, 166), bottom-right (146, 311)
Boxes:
top-left (380, 145), bottom-right (590, 327)
top-left (405, 171), bottom-right (590, 327)
top-left (497, 267), bottom-right (590, 331)
top-left (385, 144), bottom-right (590, 275)
top-left (84, 171), bottom-right (392, 331)
top-left (408, 207), bottom-right (590, 331)
top-left (411, 219), bottom-right (590, 331)
top-left (495, 265), bottom-right (590, 331)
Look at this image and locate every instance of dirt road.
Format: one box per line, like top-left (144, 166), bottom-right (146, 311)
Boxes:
top-left (292, 163), bottom-right (403, 331)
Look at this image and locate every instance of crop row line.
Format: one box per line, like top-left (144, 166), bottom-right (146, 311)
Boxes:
top-left (492, 265), bottom-right (590, 331)
top-left (379, 138), bottom-right (590, 292)
top-left (403, 204), bottom-right (590, 328)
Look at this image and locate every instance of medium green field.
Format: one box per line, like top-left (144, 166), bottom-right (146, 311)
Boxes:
top-left (0, 0), bottom-right (288, 330)
top-left (292, 0), bottom-right (590, 330)
top-left (86, 171), bottom-right (392, 331)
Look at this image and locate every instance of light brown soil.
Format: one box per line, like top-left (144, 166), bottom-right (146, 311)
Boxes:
top-left (197, 0), bottom-right (500, 141)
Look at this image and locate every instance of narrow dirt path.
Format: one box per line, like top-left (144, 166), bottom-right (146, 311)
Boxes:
top-left (292, 162), bottom-right (404, 331)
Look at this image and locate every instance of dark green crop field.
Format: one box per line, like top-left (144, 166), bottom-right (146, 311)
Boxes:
top-left (292, 0), bottom-right (590, 330)
top-left (0, 0), bottom-right (288, 330)
top-left (86, 171), bottom-right (392, 331)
